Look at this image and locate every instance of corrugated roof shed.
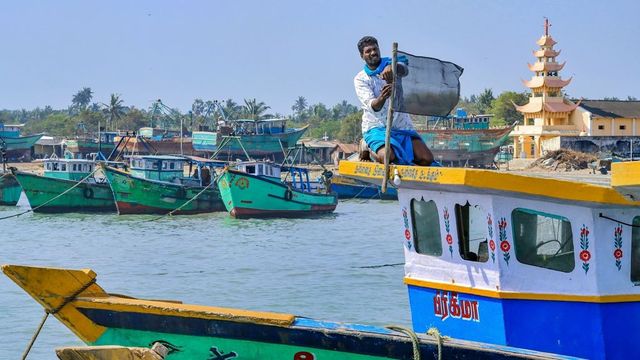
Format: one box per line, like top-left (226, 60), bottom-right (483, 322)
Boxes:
top-left (580, 100), bottom-right (640, 118)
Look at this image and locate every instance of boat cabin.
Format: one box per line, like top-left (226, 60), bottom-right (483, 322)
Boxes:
top-left (43, 158), bottom-right (97, 181)
top-left (234, 160), bottom-right (281, 181)
top-left (129, 155), bottom-right (186, 182)
top-left (0, 124), bottom-right (24, 138)
top-left (339, 160), bottom-right (640, 360)
top-left (219, 118), bottom-right (288, 136)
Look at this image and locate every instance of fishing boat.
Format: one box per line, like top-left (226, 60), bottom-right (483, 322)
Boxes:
top-left (195, 118), bottom-right (309, 160)
top-left (330, 174), bottom-right (398, 200)
top-left (102, 155), bottom-right (226, 215)
top-left (3, 263), bottom-right (569, 360)
top-left (217, 161), bottom-right (337, 218)
top-left (0, 171), bottom-right (21, 206)
top-left (0, 124), bottom-right (43, 161)
top-left (418, 123), bottom-right (516, 167)
top-left (64, 132), bottom-right (118, 159)
top-left (11, 156), bottom-right (116, 213)
top-left (334, 159), bottom-right (640, 359)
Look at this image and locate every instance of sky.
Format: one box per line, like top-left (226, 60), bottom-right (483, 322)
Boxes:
top-left (1, 0), bottom-right (638, 116)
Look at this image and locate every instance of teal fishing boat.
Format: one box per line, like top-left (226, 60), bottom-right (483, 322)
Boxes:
top-left (0, 124), bottom-right (43, 161)
top-left (103, 155), bottom-right (226, 215)
top-left (218, 161), bottom-right (337, 218)
top-left (195, 118), bottom-right (309, 159)
top-left (0, 172), bottom-right (21, 206)
top-left (12, 157), bottom-right (116, 213)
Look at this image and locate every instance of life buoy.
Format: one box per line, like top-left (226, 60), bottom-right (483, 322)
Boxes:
top-left (83, 187), bottom-right (94, 199)
top-left (284, 189), bottom-right (293, 201)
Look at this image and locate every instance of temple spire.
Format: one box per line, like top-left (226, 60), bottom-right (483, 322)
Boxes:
top-left (544, 17), bottom-right (551, 36)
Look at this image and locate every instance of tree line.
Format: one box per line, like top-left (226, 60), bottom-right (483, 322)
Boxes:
top-left (3, 87), bottom-right (632, 143)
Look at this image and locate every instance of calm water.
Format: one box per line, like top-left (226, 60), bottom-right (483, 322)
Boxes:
top-left (0, 197), bottom-right (410, 359)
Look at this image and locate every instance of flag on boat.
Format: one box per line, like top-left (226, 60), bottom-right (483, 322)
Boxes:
top-left (393, 51), bottom-right (463, 117)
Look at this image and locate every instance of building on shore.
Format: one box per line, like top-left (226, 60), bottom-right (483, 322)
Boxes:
top-left (510, 18), bottom-right (580, 158)
top-left (510, 19), bottom-right (640, 159)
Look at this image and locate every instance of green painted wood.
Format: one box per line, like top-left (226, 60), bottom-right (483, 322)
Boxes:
top-left (0, 174), bottom-right (21, 206)
top-left (103, 166), bottom-right (225, 215)
top-left (93, 328), bottom-right (391, 360)
top-left (13, 171), bottom-right (115, 213)
top-left (216, 127), bottom-right (308, 156)
top-left (218, 169), bottom-right (337, 218)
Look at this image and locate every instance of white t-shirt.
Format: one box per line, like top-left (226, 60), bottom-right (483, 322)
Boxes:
top-left (353, 68), bottom-right (414, 134)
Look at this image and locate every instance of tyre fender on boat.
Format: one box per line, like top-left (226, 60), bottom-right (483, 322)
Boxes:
top-left (284, 188), bottom-right (293, 201)
top-left (83, 187), bottom-right (94, 199)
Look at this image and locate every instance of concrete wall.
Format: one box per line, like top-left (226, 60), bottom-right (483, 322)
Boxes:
top-left (543, 136), bottom-right (640, 158)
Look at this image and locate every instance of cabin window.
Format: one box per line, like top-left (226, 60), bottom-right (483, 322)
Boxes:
top-left (72, 164), bottom-right (77, 172)
top-left (152, 162), bottom-right (159, 170)
top-left (162, 161), bottom-right (168, 170)
top-left (46, 163), bottom-right (52, 170)
top-left (52, 162), bottom-right (59, 171)
top-left (410, 199), bottom-right (442, 256)
top-left (246, 165), bottom-right (255, 174)
top-left (455, 203), bottom-right (489, 262)
top-left (88, 165), bottom-right (93, 172)
top-left (257, 164), bottom-right (263, 175)
top-left (512, 208), bottom-right (575, 273)
top-left (61, 164), bottom-right (67, 171)
top-left (169, 162), bottom-right (175, 170)
top-left (631, 217), bottom-right (640, 283)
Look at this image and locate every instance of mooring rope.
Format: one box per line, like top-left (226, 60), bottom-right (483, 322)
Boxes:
top-left (0, 172), bottom-right (10, 181)
top-left (147, 175), bottom-right (219, 222)
top-left (353, 262), bottom-right (403, 269)
top-left (21, 278), bottom-right (96, 360)
top-left (426, 327), bottom-right (445, 360)
top-left (339, 184), bottom-right (370, 203)
top-left (386, 325), bottom-right (421, 360)
top-left (0, 168), bottom-right (100, 221)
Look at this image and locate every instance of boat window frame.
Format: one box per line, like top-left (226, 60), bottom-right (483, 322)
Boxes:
top-left (631, 217), bottom-right (640, 284)
top-left (454, 202), bottom-right (489, 263)
top-left (512, 208), bottom-right (575, 273)
top-left (410, 198), bottom-right (443, 257)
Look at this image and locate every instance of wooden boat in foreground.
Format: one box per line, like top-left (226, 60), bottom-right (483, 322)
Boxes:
top-left (3, 264), bottom-right (568, 359)
top-left (217, 162), bottom-right (337, 218)
top-left (12, 157), bottom-right (116, 213)
top-left (103, 155), bottom-right (226, 215)
top-left (0, 171), bottom-right (21, 205)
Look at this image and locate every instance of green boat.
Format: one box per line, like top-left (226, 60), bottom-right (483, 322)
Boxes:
top-left (0, 172), bottom-right (21, 206)
top-left (12, 157), bottom-right (116, 213)
top-left (103, 155), bottom-right (226, 215)
top-left (198, 119), bottom-right (308, 159)
top-left (0, 124), bottom-right (43, 161)
top-left (218, 162), bottom-right (337, 218)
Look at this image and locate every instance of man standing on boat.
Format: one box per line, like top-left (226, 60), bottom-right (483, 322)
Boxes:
top-left (354, 36), bottom-right (434, 166)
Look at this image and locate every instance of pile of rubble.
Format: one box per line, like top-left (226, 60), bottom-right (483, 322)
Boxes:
top-left (529, 149), bottom-right (599, 171)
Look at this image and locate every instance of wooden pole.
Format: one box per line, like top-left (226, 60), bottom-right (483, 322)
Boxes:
top-left (381, 42), bottom-right (398, 193)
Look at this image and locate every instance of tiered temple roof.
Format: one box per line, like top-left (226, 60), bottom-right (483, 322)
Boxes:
top-left (517, 18), bottom-right (577, 115)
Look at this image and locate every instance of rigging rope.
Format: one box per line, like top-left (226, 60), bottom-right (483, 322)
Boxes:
top-left (386, 325), bottom-right (421, 360)
top-left (21, 278), bottom-right (96, 360)
top-left (0, 167), bottom-right (100, 221)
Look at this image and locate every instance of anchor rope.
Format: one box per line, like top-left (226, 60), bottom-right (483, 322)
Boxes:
top-left (21, 278), bottom-right (96, 360)
top-left (386, 325), bottom-right (421, 360)
top-left (147, 174), bottom-right (219, 222)
top-left (0, 167), bottom-right (100, 221)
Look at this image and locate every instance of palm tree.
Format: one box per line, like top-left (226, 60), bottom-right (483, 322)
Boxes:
top-left (221, 99), bottom-right (241, 120)
top-left (242, 98), bottom-right (270, 121)
top-left (291, 96), bottom-right (307, 121)
top-left (103, 94), bottom-right (126, 131)
top-left (71, 87), bottom-right (93, 113)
